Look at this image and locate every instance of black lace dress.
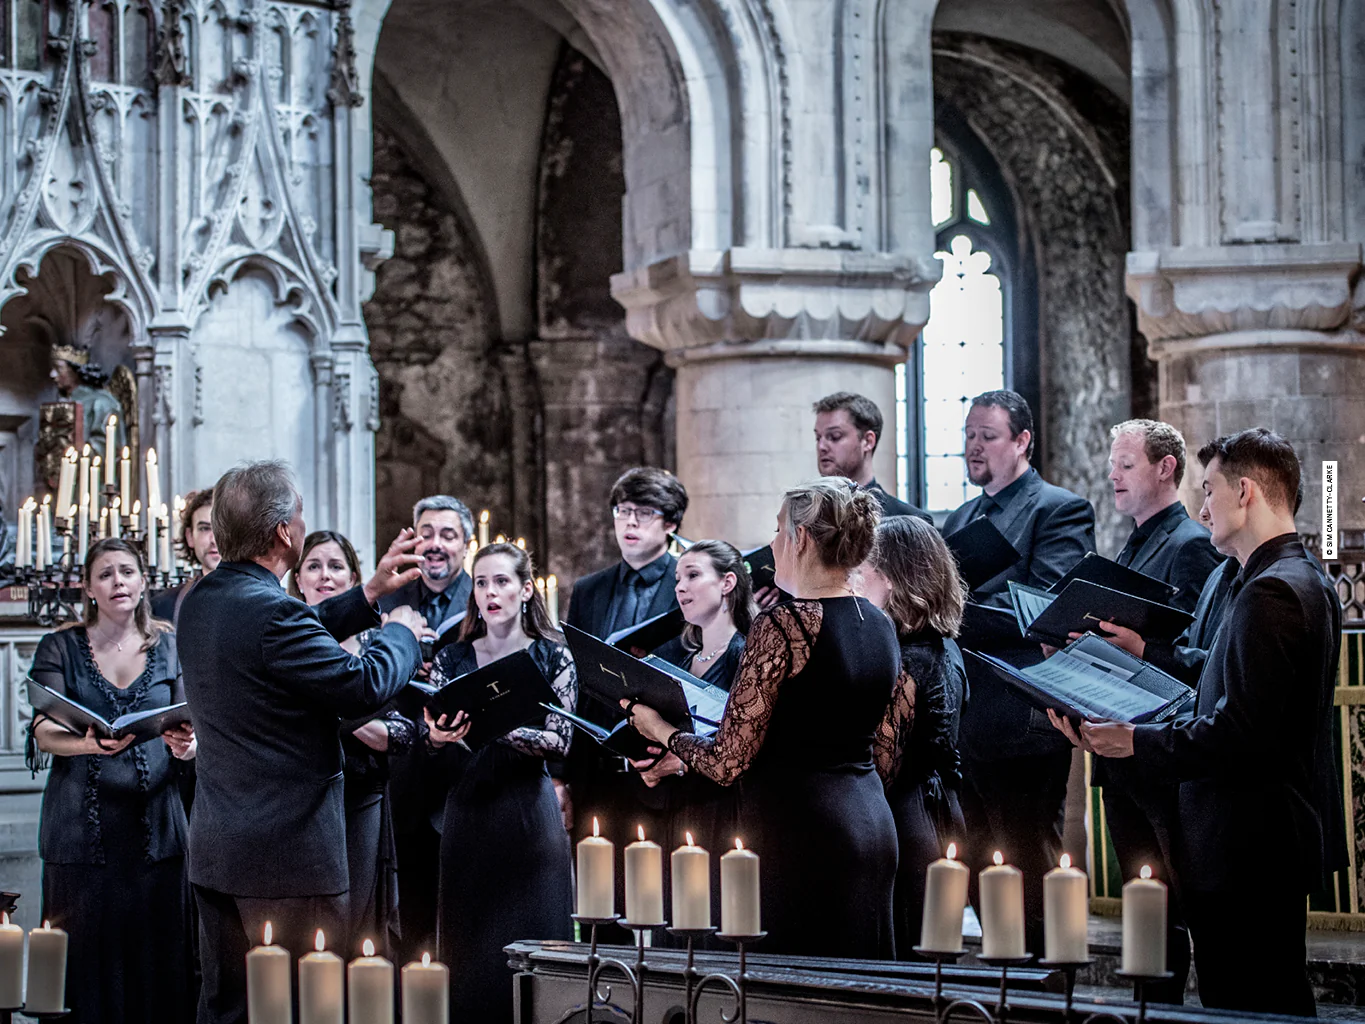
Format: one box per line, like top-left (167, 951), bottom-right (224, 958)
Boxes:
top-left (28, 628), bottom-right (193, 1024)
top-left (670, 598), bottom-right (901, 958)
top-left (427, 638), bottom-right (576, 1019)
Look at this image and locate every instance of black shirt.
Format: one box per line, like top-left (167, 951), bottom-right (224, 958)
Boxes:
top-left (603, 553), bottom-right (672, 637)
top-left (1117, 501), bottom-right (1184, 567)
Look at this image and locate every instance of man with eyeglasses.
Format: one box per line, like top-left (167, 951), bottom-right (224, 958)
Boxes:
top-left (562, 467), bottom-right (687, 912)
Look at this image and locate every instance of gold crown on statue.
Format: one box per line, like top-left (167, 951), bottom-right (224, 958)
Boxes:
top-left (50, 342), bottom-right (90, 366)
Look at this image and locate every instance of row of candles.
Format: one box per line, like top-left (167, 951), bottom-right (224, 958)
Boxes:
top-left (247, 929), bottom-right (448, 1024)
top-left (0, 916), bottom-right (67, 1013)
top-left (921, 844), bottom-right (1167, 975)
top-left (575, 820), bottom-right (762, 934)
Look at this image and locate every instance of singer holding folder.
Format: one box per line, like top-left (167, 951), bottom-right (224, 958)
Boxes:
top-left (627, 480), bottom-right (901, 959)
top-left (425, 542), bottom-right (576, 1023)
top-left (28, 538), bottom-right (197, 1024)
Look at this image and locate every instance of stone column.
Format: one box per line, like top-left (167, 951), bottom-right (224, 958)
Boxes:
top-left (613, 249), bottom-right (936, 548)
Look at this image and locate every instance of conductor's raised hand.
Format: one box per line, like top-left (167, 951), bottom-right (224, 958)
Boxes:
top-left (362, 528), bottom-right (424, 604)
top-left (424, 707), bottom-right (471, 747)
top-left (381, 605), bottom-right (426, 642)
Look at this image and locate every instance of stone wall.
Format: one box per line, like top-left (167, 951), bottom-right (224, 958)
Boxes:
top-left (934, 35), bottom-right (1137, 556)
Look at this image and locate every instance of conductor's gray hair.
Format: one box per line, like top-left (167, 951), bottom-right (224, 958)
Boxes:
top-left (211, 461), bottom-right (300, 563)
top-left (412, 495), bottom-right (475, 543)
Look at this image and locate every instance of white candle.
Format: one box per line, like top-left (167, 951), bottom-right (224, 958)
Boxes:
top-left (980, 851), bottom-right (1026, 958)
top-left (246, 922), bottom-right (291, 1024)
top-left (146, 448), bottom-right (161, 517)
top-left (299, 930), bottom-right (343, 1024)
top-left (671, 833), bottom-right (711, 930)
top-left (89, 457), bottom-right (101, 526)
top-left (625, 825), bottom-right (665, 925)
top-left (720, 839), bottom-right (760, 936)
top-left (104, 415), bottom-right (117, 480)
top-left (478, 509), bottom-right (490, 548)
top-left (147, 503), bottom-right (158, 568)
top-left (1122, 866), bottom-right (1167, 976)
top-left (159, 505), bottom-right (171, 571)
top-left (119, 445), bottom-right (131, 512)
top-left (547, 574), bottom-right (560, 626)
top-left (130, 499), bottom-right (141, 535)
top-left (110, 498), bottom-right (122, 538)
top-left (576, 817), bottom-right (615, 919)
top-left (57, 448), bottom-right (75, 518)
top-left (920, 842), bottom-right (970, 953)
top-left (348, 939), bottom-right (394, 1024)
top-left (25, 920), bottom-right (67, 1013)
top-left (40, 499), bottom-right (52, 570)
top-left (77, 494), bottom-right (89, 565)
top-left (1044, 853), bottom-right (1089, 962)
top-left (401, 952), bottom-right (448, 1024)
top-left (99, 507), bottom-right (109, 540)
top-left (0, 912), bottom-right (23, 1008)
top-left (16, 501), bottom-right (31, 569)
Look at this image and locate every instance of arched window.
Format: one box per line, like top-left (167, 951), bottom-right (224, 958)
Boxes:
top-left (897, 142), bottom-right (1033, 513)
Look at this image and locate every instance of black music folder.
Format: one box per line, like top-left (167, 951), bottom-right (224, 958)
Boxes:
top-left (606, 607), bottom-right (686, 657)
top-left (740, 545), bottom-right (794, 603)
top-left (546, 705), bottom-right (661, 760)
top-left (1007, 579), bottom-right (1194, 648)
top-left (943, 516), bottom-right (1023, 591)
top-left (965, 634), bottom-right (1194, 724)
top-left (28, 682), bottom-right (192, 746)
top-left (958, 601), bottom-right (1021, 649)
top-left (1048, 552), bottom-right (1178, 604)
top-left (425, 649), bottom-right (560, 748)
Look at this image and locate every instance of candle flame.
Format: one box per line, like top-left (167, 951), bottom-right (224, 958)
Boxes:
top-left (65, 447), bottom-right (76, 459)
top-left (548, 574), bottom-right (558, 588)
top-left (735, 838), bottom-right (744, 851)
top-left (495, 534), bottom-right (506, 544)
top-left (43, 920), bottom-right (50, 929)
top-left (637, 825), bottom-right (646, 842)
top-left (147, 448), bottom-right (157, 464)
top-left (592, 817), bottom-right (600, 838)
top-left (121, 445), bottom-right (130, 459)
top-left (480, 510), bottom-right (490, 523)
top-left (82, 444), bottom-right (91, 456)
top-left (264, 922), bottom-right (273, 945)
top-left (132, 500), bottom-right (140, 515)
top-left (686, 831), bottom-right (695, 847)
top-left (1060, 854), bottom-right (1072, 869)
top-left (946, 843), bottom-right (957, 860)
top-left (422, 952), bottom-right (432, 967)
top-left (516, 537), bottom-right (526, 549)
top-left (315, 929), bottom-right (326, 952)
top-left (363, 939), bottom-right (375, 957)
top-left (1140, 865), bottom-right (1153, 880)
top-left (68, 505), bottom-right (76, 519)
top-left (993, 851), bottom-right (1004, 866)
top-left (42, 494), bottom-right (51, 506)
top-left (107, 414), bottom-right (117, 427)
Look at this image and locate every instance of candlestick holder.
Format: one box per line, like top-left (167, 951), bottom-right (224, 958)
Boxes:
top-left (573, 914), bottom-right (638, 1024)
top-left (0, 1009), bottom-right (70, 1022)
top-left (911, 946), bottom-right (968, 1014)
top-left (666, 926), bottom-right (716, 1024)
top-left (975, 954), bottom-right (1032, 1024)
top-left (1037, 958), bottom-right (1093, 1019)
top-left (1114, 970), bottom-right (1174, 1024)
top-left (621, 920), bottom-right (665, 1024)
top-left (689, 931), bottom-right (764, 1024)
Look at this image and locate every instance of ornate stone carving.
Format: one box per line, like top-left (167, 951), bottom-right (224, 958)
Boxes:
top-left (152, 364), bottom-right (175, 427)
top-left (154, 0), bottom-right (191, 87)
top-left (331, 369), bottom-right (353, 432)
top-left (326, 1), bottom-right (365, 110)
top-left (191, 359), bottom-right (204, 427)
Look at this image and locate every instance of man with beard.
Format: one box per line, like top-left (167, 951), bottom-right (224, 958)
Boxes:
top-left (941, 389), bottom-right (1095, 956)
top-left (152, 488), bottom-right (221, 624)
top-left (813, 392), bottom-right (931, 521)
top-left (377, 495), bottom-right (474, 962)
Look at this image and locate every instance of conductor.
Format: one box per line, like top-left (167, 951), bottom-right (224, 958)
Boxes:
top-left (178, 461), bottom-right (426, 1023)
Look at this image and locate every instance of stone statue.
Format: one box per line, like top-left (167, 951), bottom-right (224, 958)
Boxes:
top-left (48, 342), bottom-right (126, 462)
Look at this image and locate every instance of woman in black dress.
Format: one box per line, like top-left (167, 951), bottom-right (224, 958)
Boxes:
top-left (425, 542), bottom-right (575, 1019)
top-left (290, 530), bottom-right (415, 956)
top-left (630, 481), bottom-right (903, 959)
top-left (859, 515), bottom-right (969, 959)
top-left (28, 538), bottom-right (197, 1024)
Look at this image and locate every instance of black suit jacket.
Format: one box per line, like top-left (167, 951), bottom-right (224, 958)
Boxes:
top-left (179, 561), bottom-right (421, 898)
top-left (1133, 534), bottom-right (1345, 892)
top-left (1143, 556), bottom-right (1238, 685)
top-left (564, 553), bottom-right (679, 640)
top-left (865, 481), bottom-right (932, 523)
top-left (376, 572), bottom-right (472, 632)
top-left (1121, 504), bottom-right (1222, 614)
top-left (942, 468), bottom-right (1096, 759)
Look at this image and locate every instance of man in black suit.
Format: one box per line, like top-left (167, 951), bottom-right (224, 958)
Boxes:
top-left (813, 391), bottom-right (931, 521)
top-left (1090, 419), bottom-right (1221, 1002)
top-left (376, 494), bottom-right (474, 962)
top-left (1055, 429), bottom-right (1345, 1015)
top-left (179, 461), bottom-right (425, 1024)
top-left (941, 389), bottom-right (1095, 952)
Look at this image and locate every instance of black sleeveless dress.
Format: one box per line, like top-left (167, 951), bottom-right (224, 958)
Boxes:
top-left (428, 638), bottom-right (576, 1020)
top-left (671, 598), bottom-right (900, 958)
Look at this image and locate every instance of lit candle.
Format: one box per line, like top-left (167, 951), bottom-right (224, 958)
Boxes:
top-left (0, 912), bottom-right (23, 1008)
top-left (1045, 853), bottom-right (1089, 963)
top-left (110, 498), bottom-right (121, 538)
top-left (516, 537), bottom-right (526, 549)
top-left (495, 533), bottom-right (507, 545)
top-left (720, 839), bottom-right (760, 936)
top-left (576, 817), bottom-right (615, 919)
top-left (478, 509), bottom-right (489, 548)
top-left (298, 930), bottom-right (343, 1024)
top-left (77, 494), bottom-right (89, 564)
top-left (15, 500), bottom-right (31, 569)
top-left (119, 446), bottom-right (131, 511)
top-left (245, 922), bottom-right (291, 1024)
top-left (146, 448), bottom-right (160, 517)
top-left (671, 832), bottom-right (711, 930)
top-left (25, 920), bottom-right (67, 1014)
top-left (64, 506), bottom-right (74, 570)
top-left (78, 444), bottom-right (90, 511)
top-left (57, 448), bottom-right (75, 520)
top-left (159, 504), bottom-right (171, 571)
top-left (547, 575), bottom-right (559, 626)
top-left (89, 457), bottom-right (101, 526)
top-left (920, 842), bottom-right (970, 953)
top-left (980, 851), bottom-right (1025, 958)
top-left (147, 503), bottom-right (158, 569)
top-left (99, 507), bottom-right (109, 540)
top-left (348, 939), bottom-right (394, 1024)
top-left (130, 499), bottom-right (141, 535)
top-left (38, 498), bottom-right (52, 571)
top-left (104, 415), bottom-right (117, 481)
top-left (1122, 866), bottom-right (1167, 976)
top-left (625, 825), bottom-right (665, 925)
top-left (401, 952), bottom-right (448, 1024)
top-left (535, 577), bottom-right (546, 605)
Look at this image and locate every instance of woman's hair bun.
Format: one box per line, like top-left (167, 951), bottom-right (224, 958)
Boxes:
top-left (781, 478), bottom-right (881, 570)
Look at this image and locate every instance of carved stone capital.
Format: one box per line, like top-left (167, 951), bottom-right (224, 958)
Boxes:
top-left (610, 247), bottom-right (940, 367)
top-left (1126, 243), bottom-right (1363, 350)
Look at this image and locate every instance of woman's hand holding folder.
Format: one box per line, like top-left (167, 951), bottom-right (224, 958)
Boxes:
top-left (424, 707), bottom-right (472, 747)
